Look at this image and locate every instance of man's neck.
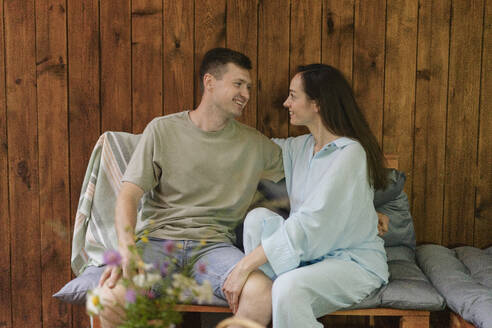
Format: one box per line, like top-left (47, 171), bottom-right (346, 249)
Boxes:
top-left (189, 103), bottom-right (231, 132)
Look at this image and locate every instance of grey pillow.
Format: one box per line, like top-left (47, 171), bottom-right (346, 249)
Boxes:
top-left (53, 266), bottom-right (105, 304)
top-left (374, 169), bottom-right (406, 208)
top-left (376, 191), bottom-right (416, 249)
top-left (417, 244), bottom-right (492, 328)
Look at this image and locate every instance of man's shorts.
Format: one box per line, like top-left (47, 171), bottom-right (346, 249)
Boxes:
top-left (138, 237), bottom-right (244, 301)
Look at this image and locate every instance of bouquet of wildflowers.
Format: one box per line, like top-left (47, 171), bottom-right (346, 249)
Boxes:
top-left (86, 235), bottom-right (213, 328)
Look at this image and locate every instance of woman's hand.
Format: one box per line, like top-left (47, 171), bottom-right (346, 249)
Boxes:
top-left (222, 263), bottom-right (251, 313)
top-left (377, 212), bottom-right (389, 236)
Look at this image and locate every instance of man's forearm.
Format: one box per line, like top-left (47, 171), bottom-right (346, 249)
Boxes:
top-left (114, 182), bottom-right (144, 253)
top-left (115, 195), bottom-right (138, 251)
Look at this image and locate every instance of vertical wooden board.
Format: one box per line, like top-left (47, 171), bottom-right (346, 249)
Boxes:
top-left (4, 0), bottom-right (42, 327)
top-left (443, 0), bottom-right (483, 246)
top-left (163, 0), bottom-right (194, 115)
top-left (257, 0), bottom-right (290, 138)
top-left (475, 0), bottom-right (492, 248)
top-left (194, 0), bottom-right (226, 107)
top-left (322, 0), bottom-right (355, 83)
top-left (413, 0), bottom-right (451, 245)
top-left (132, 0), bottom-right (163, 133)
top-left (0, 1), bottom-right (11, 327)
top-left (72, 304), bottom-right (90, 328)
top-left (36, 1), bottom-right (71, 327)
top-left (67, 0), bottom-right (100, 324)
top-left (101, 0), bottom-right (132, 132)
top-left (226, 0), bottom-right (258, 128)
top-left (289, 0), bottom-right (322, 137)
top-left (383, 0), bottom-right (418, 201)
top-left (353, 0), bottom-right (386, 143)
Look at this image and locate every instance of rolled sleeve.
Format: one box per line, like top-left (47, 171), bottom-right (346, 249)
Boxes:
top-left (261, 216), bottom-right (300, 275)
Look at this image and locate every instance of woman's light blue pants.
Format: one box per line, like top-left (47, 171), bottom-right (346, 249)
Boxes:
top-left (243, 208), bottom-right (384, 328)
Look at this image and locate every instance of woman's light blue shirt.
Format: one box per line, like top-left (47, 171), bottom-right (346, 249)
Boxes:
top-left (261, 134), bottom-right (389, 282)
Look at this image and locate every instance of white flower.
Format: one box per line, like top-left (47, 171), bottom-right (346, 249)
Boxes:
top-left (86, 288), bottom-right (104, 315)
top-left (194, 280), bottom-right (213, 304)
top-left (132, 272), bottom-right (162, 288)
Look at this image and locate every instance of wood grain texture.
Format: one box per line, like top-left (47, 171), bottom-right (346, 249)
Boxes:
top-left (475, 0), bottom-right (492, 248)
top-left (132, 0), bottom-right (163, 133)
top-left (353, 0), bottom-right (386, 143)
top-left (322, 0), bottom-right (355, 83)
top-left (36, 1), bottom-right (71, 327)
top-left (413, 0), bottom-right (451, 245)
top-left (443, 0), bottom-right (484, 246)
top-left (194, 0), bottom-right (226, 107)
top-left (101, 0), bottom-right (132, 132)
top-left (163, 0), bottom-right (194, 115)
top-left (257, 0), bottom-right (290, 138)
top-left (67, 1), bottom-right (100, 326)
top-left (0, 1), bottom-right (11, 327)
top-left (383, 0), bottom-right (418, 201)
top-left (226, 0), bottom-right (258, 128)
top-left (4, 0), bottom-right (42, 327)
top-left (288, 0), bottom-right (322, 137)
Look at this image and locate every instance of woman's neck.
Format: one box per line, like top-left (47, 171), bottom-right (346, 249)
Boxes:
top-left (307, 119), bottom-right (339, 154)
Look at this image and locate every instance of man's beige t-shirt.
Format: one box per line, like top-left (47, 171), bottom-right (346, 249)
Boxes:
top-left (122, 111), bottom-right (284, 244)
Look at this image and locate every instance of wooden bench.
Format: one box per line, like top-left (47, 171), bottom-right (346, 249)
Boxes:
top-left (175, 305), bottom-right (430, 328)
top-left (92, 305), bottom-right (430, 328)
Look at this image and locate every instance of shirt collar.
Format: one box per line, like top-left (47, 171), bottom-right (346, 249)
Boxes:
top-left (330, 137), bottom-right (356, 149)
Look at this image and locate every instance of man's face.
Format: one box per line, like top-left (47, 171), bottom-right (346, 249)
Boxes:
top-left (208, 63), bottom-right (252, 118)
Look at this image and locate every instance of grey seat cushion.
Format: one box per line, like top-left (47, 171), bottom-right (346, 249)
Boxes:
top-left (348, 246), bottom-right (445, 311)
top-left (53, 265), bottom-right (106, 304)
top-left (417, 244), bottom-right (492, 328)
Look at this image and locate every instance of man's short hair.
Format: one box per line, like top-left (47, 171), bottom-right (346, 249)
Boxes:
top-left (199, 48), bottom-right (252, 92)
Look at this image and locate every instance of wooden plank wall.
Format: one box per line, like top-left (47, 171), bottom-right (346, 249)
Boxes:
top-left (0, 1), bottom-right (490, 327)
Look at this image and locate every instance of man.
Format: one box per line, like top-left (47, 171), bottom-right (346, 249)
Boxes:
top-left (97, 48), bottom-right (283, 327)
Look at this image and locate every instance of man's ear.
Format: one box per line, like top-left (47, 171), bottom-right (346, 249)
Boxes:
top-left (203, 73), bottom-right (215, 92)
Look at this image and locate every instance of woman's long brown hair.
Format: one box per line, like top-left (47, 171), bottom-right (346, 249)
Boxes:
top-left (298, 64), bottom-right (388, 190)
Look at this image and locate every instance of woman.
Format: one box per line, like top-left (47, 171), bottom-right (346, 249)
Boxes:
top-left (223, 64), bottom-right (390, 328)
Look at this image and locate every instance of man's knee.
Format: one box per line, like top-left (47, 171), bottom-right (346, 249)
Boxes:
top-left (241, 270), bottom-right (272, 301)
top-left (98, 282), bottom-right (127, 328)
top-left (237, 271), bottom-right (272, 325)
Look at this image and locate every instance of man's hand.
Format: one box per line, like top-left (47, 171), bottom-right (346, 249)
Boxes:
top-left (377, 212), bottom-right (389, 236)
top-left (222, 264), bottom-right (251, 314)
top-left (98, 248), bottom-right (142, 288)
top-left (98, 265), bottom-right (122, 288)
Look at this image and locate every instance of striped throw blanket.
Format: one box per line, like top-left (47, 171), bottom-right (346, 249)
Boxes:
top-left (71, 131), bottom-right (141, 276)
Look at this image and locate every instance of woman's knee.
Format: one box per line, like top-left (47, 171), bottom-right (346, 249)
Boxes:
top-left (244, 207), bottom-right (276, 232)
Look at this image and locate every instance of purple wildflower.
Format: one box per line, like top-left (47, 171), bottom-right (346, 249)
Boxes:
top-left (163, 240), bottom-right (175, 254)
top-left (197, 262), bottom-right (207, 274)
top-left (125, 289), bottom-right (137, 304)
top-left (160, 261), bottom-right (170, 276)
top-left (103, 249), bottom-right (122, 266)
top-left (146, 290), bottom-right (156, 299)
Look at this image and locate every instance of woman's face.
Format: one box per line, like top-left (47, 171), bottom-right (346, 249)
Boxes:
top-left (283, 74), bottom-right (319, 126)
